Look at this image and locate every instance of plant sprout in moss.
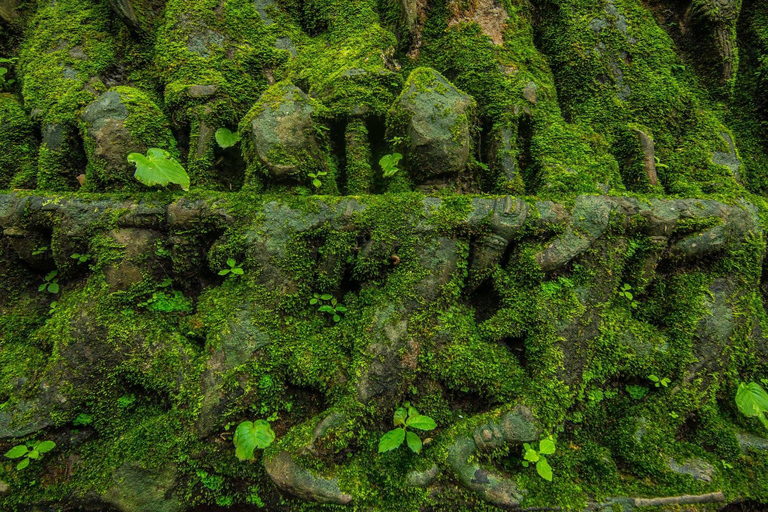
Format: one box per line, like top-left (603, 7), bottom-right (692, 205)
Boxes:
top-left (308, 171), bottom-right (327, 189)
top-left (39, 270), bottom-right (59, 294)
top-left (378, 403), bottom-right (436, 454)
top-left (32, 245), bottom-right (48, 256)
top-left (219, 258), bottom-right (244, 277)
top-left (0, 57), bottom-right (17, 90)
top-left (215, 127), bottom-right (241, 149)
top-left (234, 420), bottom-right (276, 461)
top-left (128, 148), bottom-right (190, 191)
top-left (379, 153), bottom-right (403, 178)
top-left (310, 293), bottom-right (346, 322)
top-left (522, 437), bottom-right (556, 482)
top-left (648, 375), bottom-right (670, 388)
top-left (4, 440), bottom-right (56, 470)
top-left (71, 253), bottom-right (91, 264)
top-left (619, 283), bottom-right (638, 309)
top-left (736, 381), bottom-right (768, 430)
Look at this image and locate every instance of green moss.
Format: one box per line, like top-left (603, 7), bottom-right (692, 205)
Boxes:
top-left (0, 94), bottom-right (37, 189)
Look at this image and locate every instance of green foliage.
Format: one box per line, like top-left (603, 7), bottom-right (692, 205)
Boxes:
top-left (618, 284), bottom-right (638, 309)
top-left (4, 440), bottom-right (56, 470)
top-left (0, 57), bottom-right (17, 91)
top-left (648, 375), bottom-right (670, 388)
top-left (73, 413), bottom-right (93, 427)
top-left (118, 394), bottom-right (136, 409)
top-left (218, 258), bottom-right (244, 277)
top-left (735, 381), bottom-right (768, 430)
top-left (70, 253), bottom-right (91, 264)
top-left (128, 148), bottom-right (190, 191)
top-left (308, 171), bottom-right (327, 190)
top-left (138, 290), bottom-right (193, 313)
top-left (309, 293), bottom-right (346, 322)
top-left (522, 437), bottom-right (556, 482)
top-left (625, 385), bottom-right (649, 400)
top-left (215, 128), bottom-right (242, 149)
top-left (233, 420), bottom-right (276, 461)
top-left (379, 153), bottom-right (403, 178)
top-left (38, 270), bottom-right (59, 294)
top-left (31, 246), bottom-right (48, 256)
top-left (378, 403), bottom-right (436, 454)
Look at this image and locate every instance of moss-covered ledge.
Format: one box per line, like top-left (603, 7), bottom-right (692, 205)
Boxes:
top-left (0, 191), bottom-right (767, 511)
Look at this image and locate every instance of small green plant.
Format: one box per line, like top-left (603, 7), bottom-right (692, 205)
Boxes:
top-left (308, 171), bottom-right (327, 189)
top-left (73, 413), bottom-right (93, 427)
top-left (215, 127), bottom-right (242, 148)
top-left (378, 403), bottom-right (436, 454)
top-left (654, 156), bottom-right (669, 169)
top-left (4, 440), bottom-right (56, 470)
top-left (48, 301), bottom-right (58, 315)
top-left (117, 394), bottom-right (136, 409)
top-left (618, 283), bottom-right (638, 309)
top-left (39, 270), bottom-right (60, 294)
top-left (379, 153), bottom-right (403, 178)
top-left (70, 253), bottom-right (91, 264)
top-left (310, 293), bottom-right (347, 322)
top-left (648, 374), bottom-right (670, 388)
top-left (219, 258), bottom-right (244, 277)
top-left (735, 381), bottom-right (768, 430)
top-left (626, 384), bottom-right (648, 400)
top-left (32, 245), bottom-right (48, 256)
top-left (522, 437), bottom-right (556, 482)
top-left (233, 420), bottom-right (276, 461)
top-left (0, 57), bottom-right (17, 90)
top-left (128, 148), bottom-right (190, 191)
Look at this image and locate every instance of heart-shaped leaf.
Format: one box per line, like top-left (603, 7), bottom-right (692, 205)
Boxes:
top-left (234, 420), bottom-right (276, 461)
top-left (539, 438), bottom-right (556, 455)
top-left (215, 128), bottom-right (241, 149)
top-left (736, 382), bottom-right (768, 418)
top-left (378, 428), bottom-right (405, 453)
top-left (129, 148), bottom-right (190, 191)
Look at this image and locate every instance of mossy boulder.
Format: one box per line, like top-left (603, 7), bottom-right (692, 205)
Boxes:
top-left (240, 82), bottom-right (331, 188)
top-left (80, 87), bottom-right (177, 191)
top-left (387, 68), bottom-right (475, 184)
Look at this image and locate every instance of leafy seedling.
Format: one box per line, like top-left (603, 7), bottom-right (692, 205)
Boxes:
top-left (32, 245), bottom-right (48, 256)
top-left (736, 381), bottom-right (768, 430)
top-left (619, 284), bottom-right (638, 309)
top-left (0, 57), bottom-right (17, 90)
top-left (233, 420), bottom-right (276, 461)
top-left (128, 148), bottom-right (190, 191)
top-left (219, 258), bottom-right (244, 277)
top-left (39, 270), bottom-right (60, 294)
top-left (4, 440), bottom-right (56, 470)
top-left (308, 171), bottom-right (327, 189)
top-left (379, 153), bottom-right (403, 178)
top-left (311, 294), bottom-right (346, 322)
top-left (522, 437), bottom-right (556, 482)
top-left (379, 403), bottom-right (436, 454)
top-left (71, 253), bottom-right (91, 264)
top-left (215, 127), bottom-right (242, 148)
top-left (648, 374), bottom-right (670, 388)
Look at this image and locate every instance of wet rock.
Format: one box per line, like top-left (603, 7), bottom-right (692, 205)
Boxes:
top-left (265, 451), bottom-right (353, 505)
top-left (712, 132), bottom-right (741, 181)
top-left (103, 228), bottom-right (163, 289)
top-left (666, 457), bottom-right (716, 482)
top-left (406, 464), bottom-right (440, 487)
top-left (241, 82), bottom-right (329, 184)
top-left (101, 463), bottom-right (183, 512)
top-left (107, 0), bottom-right (164, 33)
top-left (387, 68), bottom-right (475, 183)
top-left (737, 432), bottom-right (768, 452)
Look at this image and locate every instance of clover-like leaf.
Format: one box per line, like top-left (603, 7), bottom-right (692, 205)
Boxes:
top-left (406, 431), bottom-right (422, 454)
top-left (233, 420), bottom-right (276, 461)
top-left (378, 428), bottom-right (405, 453)
top-left (215, 128), bottom-right (242, 149)
top-left (406, 414), bottom-right (436, 431)
top-left (129, 148), bottom-right (190, 191)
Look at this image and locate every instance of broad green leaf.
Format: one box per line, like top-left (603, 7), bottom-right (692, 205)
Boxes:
top-left (648, 375), bottom-right (659, 382)
top-left (378, 428), bottom-right (405, 453)
top-left (48, 282), bottom-right (59, 294)
top-left (312, 179), bottom-right (322, 188)
top-left (215, 128), bottom-right (241, 149)
top-left (318, 305), bottom-right (334, 313)
top-left (335, 306), bottom-right (347, 312)
top-left (27, 450), bottom-right (40, 460)
top-left (333, 314), bottom-right (340, 322)
top-left (5, 445), bottom-right (28, 458)
top-left (129, 148), bottom-right (190, 192)
top-left (407, 405), bottom-right (418, 418)
top-left (406, 431), bottom-right (422, 454)
top-left (379, 153), bottom-right (403, 178)
top-left (17, 458), bottom-right (30, 470)
top-left (36, 441), bottom-right (55, 453)
top-left (524, 448), bottom-right (539, 462)
top-left (234, 420), bottom-right (276, 461)
top-left (406, 414), bottom-right (436, 431)
top-left (393, 407), bottom-right (407, 426)
top-left (309, 298), bottom-right (318, 305)
top-left (232, 267), bottom-right (244, 275)
top-left (45, 270), bottom-right (58, 281)
top-left (38, 284), bottom-right (46, 292)
top-left (536, 457), bottom-right (553, 481)
top-left (320, 294), bottom-right (332, 300)
top-left (736, 382), bottom-right (768, 418)
top-left (227, 258), bottom-right (236, 267)
top-left (218, 269), bottom-right (230, 276)
top-left (539, 438), bottom-right (555, 455)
